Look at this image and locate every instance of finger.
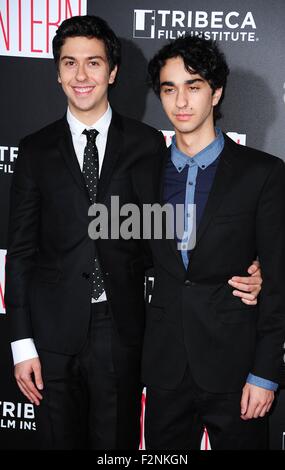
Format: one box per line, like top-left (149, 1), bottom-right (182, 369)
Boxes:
top-left (17, 379), bottom-right (40, 405)
top-left (18, 378), bottom-right (40, 404)
top-left (232, 290), bottom-right (256, 301)
top-left (229, 277), bottom-right (260, 286)
top-left (21, 376), bottom-right (43, 401)
top-left (230, 282), bottom-right (259, 294)
top-left (15, 372), bottom-right (35, 400)
top-left (228, 276), bottom-right (262, 286)
top-left (241, 298), bottom-right (257, 305)
top-left (241, 403), bottom-right (255, 420)
top-left (266, 401), bottom-right (273, 413)
top-left (240, 387), bottom-right (250, 416)
top-left (253, 404), bottom-right (264, 418)
top-left (250, 269), bottom-right (261, 277)
top-left (26, 380), bottom-right (43, 400)
top-left (258, 404), bottom-right (269, 418)
top-left (248, 260), bottom-right (260, 274)
top-left (229, 281), bottom-right (252, 291)
top-left (33, 365), bottom-right (44, 391)
top-left (15, 367), bottom-right (43, 401)
top-left (241, 393), bottom-right (256, 420)
top-left (247, 264), bottom-right (259, 274)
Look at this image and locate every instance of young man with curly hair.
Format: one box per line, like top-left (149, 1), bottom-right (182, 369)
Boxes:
top-left (134, 35), bottom-right (285, 450)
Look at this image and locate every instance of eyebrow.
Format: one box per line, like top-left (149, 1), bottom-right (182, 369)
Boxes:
top-left (60, 55), bottom-right (105, 61)
top-left (160, 78), bottom-right (205, 87)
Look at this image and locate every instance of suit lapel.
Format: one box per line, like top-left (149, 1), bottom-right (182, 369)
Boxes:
top-left (57, 117), bottom-right (90, 201)
top-left (195, 137), bottom-right (235, 246)
top-left (185, 136), bottom-right (236, 277)
top-left (97, 111), bottom-right (123, 202)
top-left (57, 113), bottom-right (123, 204)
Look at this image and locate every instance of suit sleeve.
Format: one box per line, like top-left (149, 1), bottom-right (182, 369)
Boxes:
top-left (132, 130), bottom-right (166, 271)
top-left (5, 138), bottom-right (40, 341)
top-left (252, 157), bottom-right (285, 382)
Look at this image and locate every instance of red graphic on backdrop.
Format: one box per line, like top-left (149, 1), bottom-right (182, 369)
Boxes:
top-left (140, 390), bottom-right (146, 449)
top-left (0, 0), bottom-right (86, 57)
top-left (0, 250), bottom-right (6, 314)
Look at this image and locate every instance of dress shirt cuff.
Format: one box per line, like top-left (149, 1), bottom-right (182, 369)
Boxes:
top-left (246, 373), bottom-right (278, 391)
top-left (11, 338), bottom-right (39, 365)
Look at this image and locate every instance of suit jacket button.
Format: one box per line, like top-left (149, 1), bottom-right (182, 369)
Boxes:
top-left (185, 280), bottom-right (191, 286)
top-left (82, 272), bottom-right (90, 279)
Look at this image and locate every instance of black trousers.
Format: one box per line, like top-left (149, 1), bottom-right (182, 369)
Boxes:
top-left (35, 302), bottom-right (142, 449)
top-left (145, 367), bottom-right (268, 450)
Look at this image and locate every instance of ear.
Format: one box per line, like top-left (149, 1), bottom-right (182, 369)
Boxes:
top-left (109, 65), bottom-right (118, 85)
top-left (212, 87), bottom-right (223, 107)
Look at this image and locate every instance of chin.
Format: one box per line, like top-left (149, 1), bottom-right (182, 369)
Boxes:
top-left (177, 125), bottom-right (195, 134)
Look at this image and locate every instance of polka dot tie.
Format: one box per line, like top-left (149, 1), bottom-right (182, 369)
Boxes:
top-left (82, 129), bottom-right (105, 300)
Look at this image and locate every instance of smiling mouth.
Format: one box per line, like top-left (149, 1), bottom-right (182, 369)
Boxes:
top-left (73, 86), bottom-right (95, 95)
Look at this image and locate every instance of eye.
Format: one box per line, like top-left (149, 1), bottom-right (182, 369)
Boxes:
top-left (89, 60), bottom-right (100, 67)
top-left (162, 87), bottom-right (175, 94)
top-left (189, 86), bottom-right (199, 92)
top-left (64, 60), bottom-right (75, 67)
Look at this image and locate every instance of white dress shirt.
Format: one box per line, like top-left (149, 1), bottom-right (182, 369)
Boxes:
top-left (11, 105), bottom-right (112, 364)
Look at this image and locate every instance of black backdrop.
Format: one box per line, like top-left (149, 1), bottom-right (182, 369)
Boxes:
top-left (0, 0), bottom-right (284, 449)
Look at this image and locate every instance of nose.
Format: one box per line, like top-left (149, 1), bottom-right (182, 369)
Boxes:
top-left (75, 63), bottom-right (88, 82)
top-left (176, 89), bottom-right (188, 109)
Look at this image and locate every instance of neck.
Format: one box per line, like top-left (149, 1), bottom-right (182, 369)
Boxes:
top-left (175, 126), bottom-right (217, 157)
top-left (69, 103), bottom-right (108, 126)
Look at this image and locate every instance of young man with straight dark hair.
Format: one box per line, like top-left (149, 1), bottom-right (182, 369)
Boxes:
top-left (5, 15), bottom-right (166, 450)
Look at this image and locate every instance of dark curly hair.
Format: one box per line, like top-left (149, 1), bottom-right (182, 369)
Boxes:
top-left (52, 15), bottom-right (121, 73)
top-left (148, 35), bottom-right (229, 121)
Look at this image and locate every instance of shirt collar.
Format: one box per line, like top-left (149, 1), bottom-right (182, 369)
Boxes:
top-left (67, 104), bottom-right (112, 138)
top-left (171, 128), bottom-right (224, 172)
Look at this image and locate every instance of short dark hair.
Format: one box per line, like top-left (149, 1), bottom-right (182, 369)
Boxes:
top-left (52, 15), bottom-right (121, 73)
top-left (148, 35), bottom-right (229, 120)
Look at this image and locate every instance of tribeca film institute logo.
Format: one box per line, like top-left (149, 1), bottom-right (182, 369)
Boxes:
top-left (0, 145), bottom-right (17, 174)
top-left (0, 0), bottom-right (87, 58)
top-left (133, 9), bottom-right (258, 42)
top-left (0, 400), bottom-right (36, 431)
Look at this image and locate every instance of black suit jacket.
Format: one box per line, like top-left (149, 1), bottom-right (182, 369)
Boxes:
top-left (5, 111), bottom-right (165, 366)
top-left (134, 134), bottom-right (285, 393)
